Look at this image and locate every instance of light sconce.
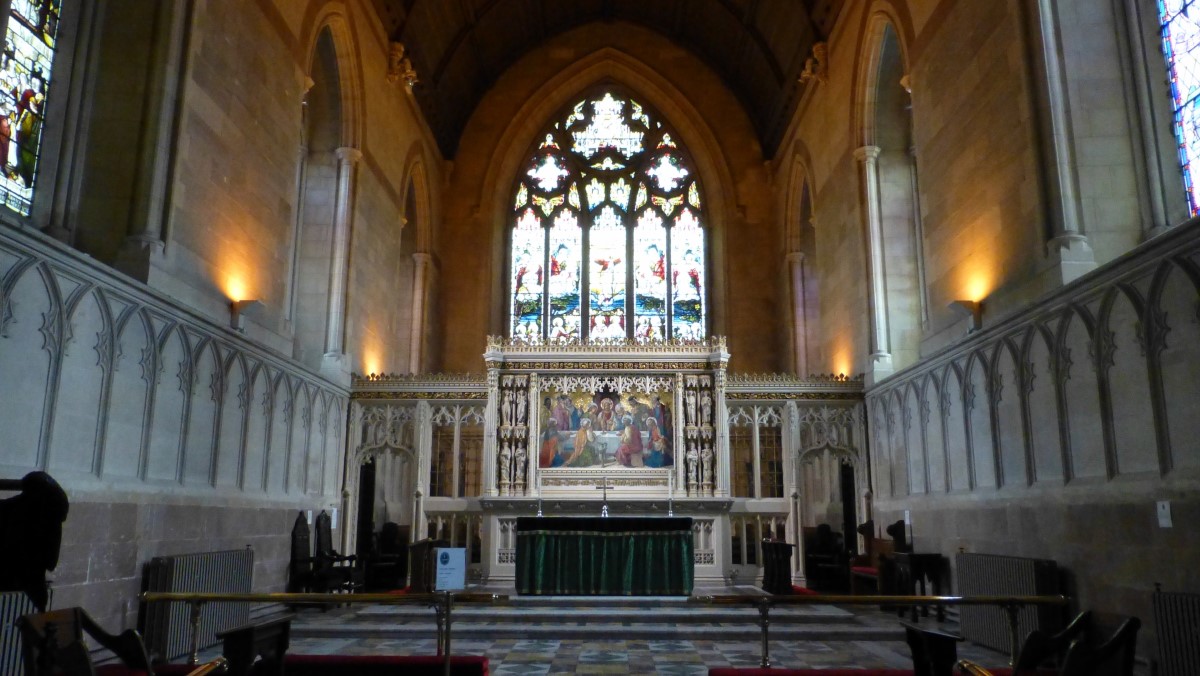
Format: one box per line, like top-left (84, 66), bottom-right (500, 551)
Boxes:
top-left (948, 299), bottom-right (982, 333)
top-left (230, 299), bottom-right (264, 332)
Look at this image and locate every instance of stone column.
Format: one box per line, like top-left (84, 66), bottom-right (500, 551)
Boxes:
top-left (482, 366), bottom-right (500, 496)
top-left (788, 252), bottom-right (809, 377)
top-left (451, 405), bottom-right (463, 498)
top-left (855, 145), bottom-right (893, 382)
top-left (714, 345), bottom-right (731, 497)
top-left (413, 401), bottom-right (432, 538)
top-left (321, 146), bottom-right (362, 382)
top-left (908, 147), bottom-right (931, 330)
top-left (340, 402), bottom-right (363, 554)
top-left (1026, 0), bottom-right (1096, 282)
top-left (751, 406), bottom-right (763, 498)
top-left (408, 252), bottom-right (432, 373)
top-left (110, 0), bottom-right (192, 275)
top-left (526, 374), bottom-right (539, 495)
top-left (675, 373), bottom-right (686, 494)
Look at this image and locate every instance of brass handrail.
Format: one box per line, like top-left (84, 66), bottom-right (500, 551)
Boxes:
top-left (689, 593), bottom-right (1069, 668)
top-left (139, 591), bottom-right (506, 676)
top-left (184, 656), bottom-right (228, 675)
top-left (139, 591), bottom-right (505, 604)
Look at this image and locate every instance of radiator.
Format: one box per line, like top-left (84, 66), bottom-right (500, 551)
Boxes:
top-left (1153, 587), bottom-right (1200, 676)
top-left (0, 592), bottom-right (35, 676)
top-left (139, 548), bottom-right (254, 662)
top-left (955, 553), bottom-right (1060, 653)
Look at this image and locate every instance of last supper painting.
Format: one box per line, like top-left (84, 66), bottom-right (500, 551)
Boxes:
top-left (538, 388), bottom-right (674, 469)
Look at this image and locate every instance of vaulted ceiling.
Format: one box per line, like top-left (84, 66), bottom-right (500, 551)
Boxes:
top-left (370, 0), bottom-right (844, 159)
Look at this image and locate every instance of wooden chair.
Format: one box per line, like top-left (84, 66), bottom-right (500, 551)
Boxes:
top-left (849, 520), bottom-right (895, 595)
top-left (365, 522), bottom-right (408, 591)
top-left (904, 620), bottom-right (962, 676)
top-left (287, 512), bottom-right (317, 593)
top-left (956, 614), bottom-right (1139, 676)
top-left (803, 524), bottom-right (847, 590)
top-left (17, 607), bottom-right (227, 676)
top-left (313, 510), bottom-right (364, 593)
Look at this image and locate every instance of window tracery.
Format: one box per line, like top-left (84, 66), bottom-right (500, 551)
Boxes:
top-left (508, 89), bottom-right (707, 343)
top-left (1159, 0), bottom-right (1200, 215)
top-left (0, 0), bottom-right (60, 216)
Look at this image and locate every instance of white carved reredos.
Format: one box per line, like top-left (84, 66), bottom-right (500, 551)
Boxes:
top-left (539, 374), bottom-right (673, 394)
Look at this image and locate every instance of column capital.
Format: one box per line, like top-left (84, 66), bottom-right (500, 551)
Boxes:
top-left (335, 146), bottom-right (363, 164)
top-left (412, 251), bottom-right (433, 266)
top-left (854, 145), bottom-right (881, 162)
top-left (786, 252), bottom-right (806, 265)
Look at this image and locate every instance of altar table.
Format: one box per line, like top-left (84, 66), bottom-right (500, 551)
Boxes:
top-left (515, 517), bottom-right (694, 595)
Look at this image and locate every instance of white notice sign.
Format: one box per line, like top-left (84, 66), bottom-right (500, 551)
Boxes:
top-left (434, 547), bottom-right (466, 591)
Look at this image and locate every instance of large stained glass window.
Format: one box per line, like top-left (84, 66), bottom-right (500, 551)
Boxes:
top-left (0, 0), bottom-right (61, 216)
top-left (1159, 0), bottom-right (1200, 216)
top-left (508, 90), bottom-right (707, 342)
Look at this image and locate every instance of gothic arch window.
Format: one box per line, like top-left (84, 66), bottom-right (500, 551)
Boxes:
top-left (508, 88), bottom-right (707, 343)
top-left (1158, 0), bottom-right (1200, 216)
top-left (0, 0), bottom-right (62, 216)
top-left (290, 27), bottom-right (342, 368)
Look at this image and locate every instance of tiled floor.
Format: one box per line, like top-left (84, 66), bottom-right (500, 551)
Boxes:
top-left (285, 604), bottom-right (1011, 674)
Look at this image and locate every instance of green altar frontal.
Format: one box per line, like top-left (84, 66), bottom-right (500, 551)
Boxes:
top-left (515, 517), bottom-right (694, 595)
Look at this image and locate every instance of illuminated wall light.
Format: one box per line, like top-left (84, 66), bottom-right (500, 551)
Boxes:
top-left (230, 299), bottom-right (264, 332)
top-left (948, 299), bottom-right (983, 334)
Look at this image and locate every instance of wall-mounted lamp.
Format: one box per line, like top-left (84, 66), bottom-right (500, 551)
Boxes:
top-left (230, 299), bottom-right (264, 332)
top-left (948, 299), bottom-right (982, 333)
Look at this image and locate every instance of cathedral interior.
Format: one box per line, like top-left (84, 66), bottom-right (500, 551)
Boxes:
top-left (0, 0), bottom-right (1197, 670)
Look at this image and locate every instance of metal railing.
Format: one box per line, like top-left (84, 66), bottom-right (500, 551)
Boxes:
top-left (690, 593), bottom-right (1071, 668)
top-left (139, 591), bottom-right (506, 676)
top-left (142, 591), bottom-right (1068, 673)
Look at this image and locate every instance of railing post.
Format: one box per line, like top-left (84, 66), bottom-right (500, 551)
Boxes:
top-left (443, 591), bottom-right (453, 676)
top-left (188, 601), bottom-right (206, 665)
top-left (758, 599), bottom-right (771, 668)
top-left (1002, 602), bottom-right (1021, 666)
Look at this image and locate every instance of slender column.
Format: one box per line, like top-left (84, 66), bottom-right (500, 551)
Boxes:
top-left (526, 374), bottom-right (539, 495)
top-left (1024, 0), bottom-right (1096, 282)
top-left (110, 0), bottom-right (193, 272)
top-left (482, 366), bottom-right (500, 496)
top-left (321, 147), bottom-right (362, 379)
top-left (413, 402), bottom-right (432, 539)
top-left (751, 407), bottom-right (763, 499)
top-left (451, 406), bottom-right (463, 498)
top-left (714, 347), bottom-right (731, 497)
top-left (908, 147), bottom-right (932, 330)
top-left (409, 252), bottom-right (432, 373)
top-left (675, 373), bottom-right (687, 493)
top-left (787, 253), bottom-right (809, 376)
top-left (855, 145), bottom-right (893, 381)
top-left (340, 402), bottom-right (364, 555)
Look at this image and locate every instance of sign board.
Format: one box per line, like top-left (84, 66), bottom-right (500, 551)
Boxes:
top-left (434, 547), bottom-right (467, 591)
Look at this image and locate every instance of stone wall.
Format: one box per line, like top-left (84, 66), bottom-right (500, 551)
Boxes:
top-left (0, 225), bottom-right (346, 632)
top-left (865, 219), bottom-right (1200, 649)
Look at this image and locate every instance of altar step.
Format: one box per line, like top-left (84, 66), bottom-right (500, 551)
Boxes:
top-left (289, 596), bottom-right (907, 643)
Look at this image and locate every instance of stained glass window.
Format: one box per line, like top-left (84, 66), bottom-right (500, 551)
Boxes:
top-left (508, 89), bottom-right (707, 342)
top-left (1159, 0), bottom-right (1200, 215)
top-left (0, 0), bottom-right (60, 216)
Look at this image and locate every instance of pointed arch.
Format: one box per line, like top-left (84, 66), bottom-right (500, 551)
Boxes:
top-left (473, 46), bottom-right (738, 341)
top-left (784, 143), bottom-right (820, 376)
top-left (287, 8), bottom-right (365, 371)
top-left (851, 6), bottom-right (929, 376)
